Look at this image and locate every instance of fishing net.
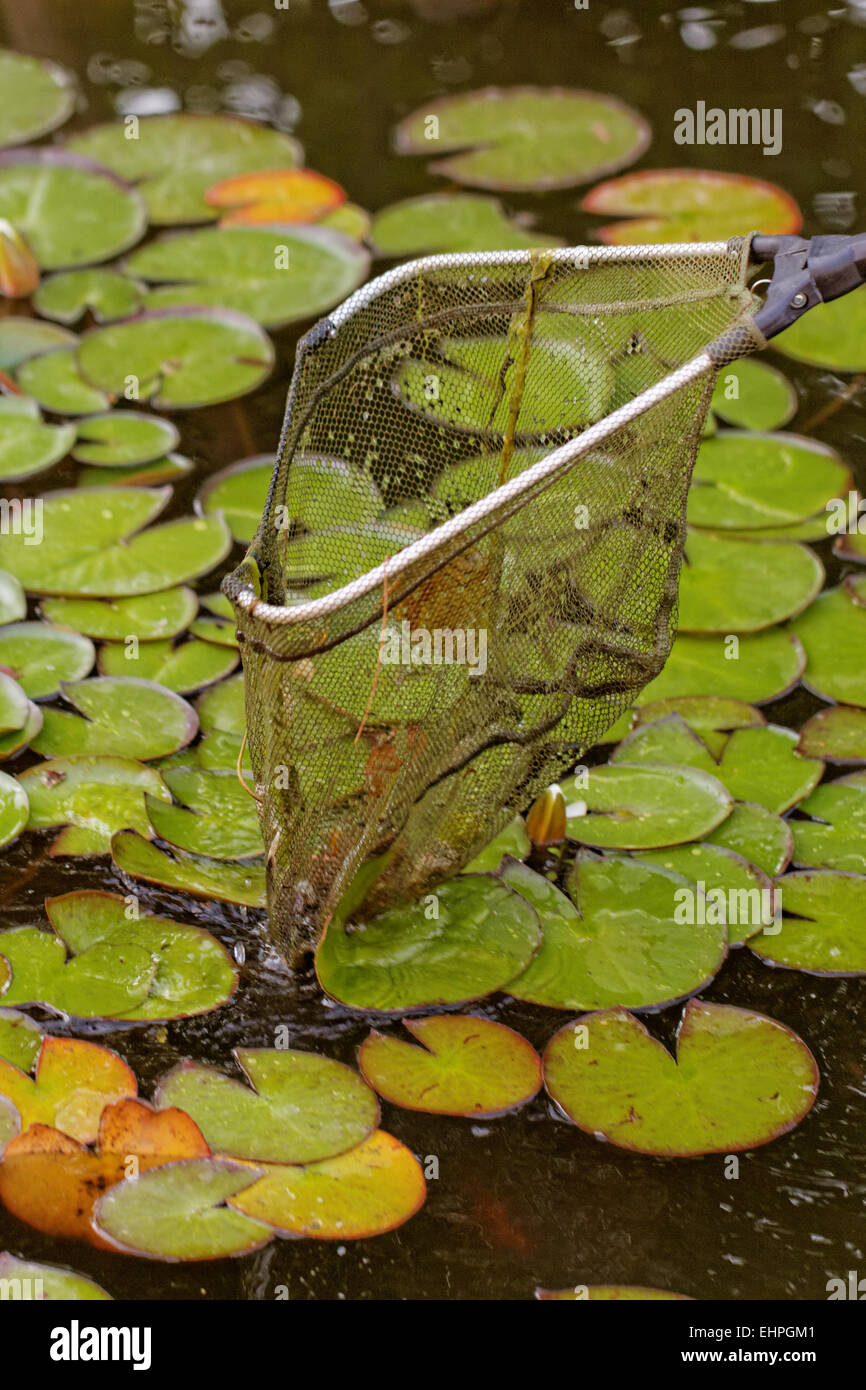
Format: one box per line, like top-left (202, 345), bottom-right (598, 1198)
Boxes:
top-left (225, 236), bottom-right (764, 960)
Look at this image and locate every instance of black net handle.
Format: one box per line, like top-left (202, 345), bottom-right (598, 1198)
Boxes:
top-left (750, 231), bottom-right (866, 340)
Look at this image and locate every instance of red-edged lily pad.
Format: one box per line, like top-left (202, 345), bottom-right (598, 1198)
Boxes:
top-left (359, 1015), bottom-right (542, 1117)
top-left (92, 1157), bottom-right (270, 1261)
top-left (155, 1049), bottom-right (379, 1164)
top-left (543, 1000), bottom-right (819, 1156)
top-left (228, 1129), bottom-right (426, 1241)
top-left (583, 169), bottom-right (801, 244)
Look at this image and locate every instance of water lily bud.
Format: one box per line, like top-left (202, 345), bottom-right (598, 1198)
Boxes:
top-left (0, 219), bottom-right (39, 298)
top-left (526, 783), bottom-right (566, 846)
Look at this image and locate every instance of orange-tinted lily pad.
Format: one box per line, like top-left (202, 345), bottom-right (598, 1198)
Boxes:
top-left (0, 1097), bottom-right (209, 1245)
top-left (359, 1015), bottom-right (542, 1117)
top-left (582, 169), bottom-right (801, 245)
top-left (0, 1036), bottom-right (136, 1147)
top-left (205, 168), bottom-right (346, 226)
top-left (229, 1130), bottom-right (426, 1240)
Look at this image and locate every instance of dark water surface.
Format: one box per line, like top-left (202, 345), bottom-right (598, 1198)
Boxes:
top-left (0, 0), bottom-right (864, 1300)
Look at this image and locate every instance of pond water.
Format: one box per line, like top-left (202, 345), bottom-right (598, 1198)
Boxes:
top-left (0, 0), bottom-right (864, 1300)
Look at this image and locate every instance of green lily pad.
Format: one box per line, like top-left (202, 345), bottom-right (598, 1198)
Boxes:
top-left (688, 432), bottom-right (849, 532)
top-left (637, 843), bottom-right (773, 947)
top-left (705, 801), bottom-right (792, 878)
top-left (18, 754), bottom-right (170, 856)
top-left (0, 698), bottom-right (42, 761)
top-left (463, 815), bottom-right (530, 872)
top-left (32, 677), bottom-right (197, 760)
top-left (40, 588), bottom-right (198, 642)
top-left (543, 1000), bottom-right (819, 1156)
top-left (0, 889), bottom-right (235, 1020)
top-left (395, 86), bottom-right (650, 192)
top-left (71, 412), bottom-right (180, 467)
top-left (93, 1157), bottom-right (269, 1261)
top-left (776, 285), bottom-right (866, 372)
top-left (316, 873), bottom-right (541, 1012)
top-left (0, 622), bottom-right (94, 699)
top-left (583, 169), bottom-right (802, 245)
top-left (562, 762), bottom-right (732, 850)
top-left (798, 706), bottom-right (866, 764)
top-left (633, 695), bottom-right (764, 758)
top-left (0, 571), bottom-right (25, 626)
top-left (0, 672), bottom-right (29, 733)
top-left (111, 829), bottom-right (266, 906)
top-left (228, 1129), bottom-right (425, 1240)
top-left (1, 483), bottom-right (174, 592)
top-left (0, 486), bottom-right (231, 598)
top-left (752, 871), bottom-right (866, 974)
top-left (537, 1285), bottom-right (690, 1301)
top-left (677, 531), bottom-right (823, 633)
top-left (200, 592), bottom-right (234, 620)
top-left (197, 671), bottom-right (245, 734)
top-left (0, 50), bottom-right (75, 148)
top-left (68, 114), bottom-right (303, 226)
top-left (504, 855), bottom-right (726, 1009)
top-left (0, 1252), bottom-right (111, 1301)
top-left (638, 629), bottom-right (805, 705)
top-left (0, 150), bottom-right (146, 269)
top-left (145, 767), bottom-right (262, 859)
top-left (199, 452), bottom-right (383, 544)
top-left (188, 616), bottom-right (238, 649)
top-left (0, 925), bottom-right (158, 1019)
top-left (358, 1015), bottom-right (542, 1116)
top-left (790, 772), bottom-right (866, 874)
top-left (0, 1009), bottom-right (42, 1071)
top-left (0, 770), bottom-right (29, 847)
top-left (710, 726), bottom-right (823, 813)
top-left (126, 224), bottom-right (370, 329)
top-left (612, 715), bottom-right (823, 814)
top-left (195, 673), bottom-right (249, 774)
top-left (0, 317), bottom-right (75, 369)
top-left (198, 455), bottom-right (271, 544)
top-left (77, 308), bottom-right (274, 410)
top-left (0, 396), bottom-right (76, 481)
top-left (33, 269), bottom-right (144, 325)
top-left (98, 636), bottom-right (237, 693)
top-left (156, 1049), bottom-right (378, 1164)
top-left (394, 333), bottom-right (613, 438)
top-left (710, 360), bottom-right (797, 431)
top-left (790, 587), bottom-right (866, 707)
top-left (76, 453), bottom-right (194, 490)
top-left (16, 347), bottom-right (110, 415)
top-left (370, 193), bottom-right (561, 255)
